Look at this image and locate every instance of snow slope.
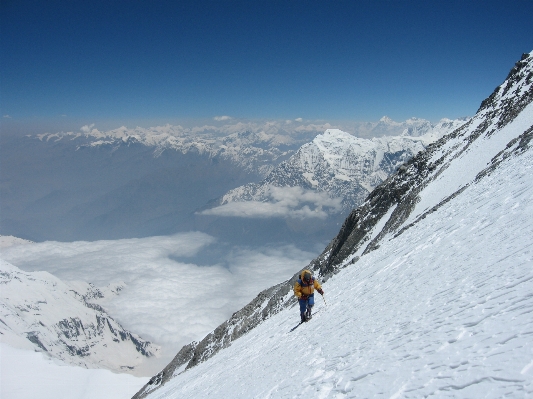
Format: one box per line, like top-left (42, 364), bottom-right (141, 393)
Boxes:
top-left (0, 343), bottom-right (147, 399)
top-left (138, 52), bottom-right (533, 398)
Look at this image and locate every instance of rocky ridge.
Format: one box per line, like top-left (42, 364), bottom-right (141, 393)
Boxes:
top-left (133, 51), bottom-right (533, 398)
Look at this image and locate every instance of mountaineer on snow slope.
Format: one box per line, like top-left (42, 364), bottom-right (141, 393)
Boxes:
top-left (293, 269), bottom-right (324, 323)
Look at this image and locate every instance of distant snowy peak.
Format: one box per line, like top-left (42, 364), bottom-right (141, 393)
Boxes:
top-left (0, 260), bottom-right (159, 372)
top-left (213, 119), bottom-right (465, 213)
top-left (380, 116), bottom-right (468, 137)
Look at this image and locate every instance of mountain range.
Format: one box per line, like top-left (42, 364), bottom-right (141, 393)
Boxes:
top-left (2, 46), bottom-right (531, 399)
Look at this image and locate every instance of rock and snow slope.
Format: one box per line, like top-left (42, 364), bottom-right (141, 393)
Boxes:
top-left (136, 52), bottom-right (533, 398)
top-left (0, 260), bottom-right (159, 373)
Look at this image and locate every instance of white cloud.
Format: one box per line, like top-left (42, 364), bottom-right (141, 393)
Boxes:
top-left (295, 118), bottom-right (303, 122)
top-left (201, 186), bottom-right (342, 219)
top-left (214, 115), bottom-right (232, 121)
top-left (80, 123), bottom-right (95, 133)
top-left (3, 114), bottom-right (12, 118)
top-left (1, 232), bottom-right (314, 366)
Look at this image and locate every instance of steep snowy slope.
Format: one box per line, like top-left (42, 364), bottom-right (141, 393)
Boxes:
top-left (143, 141), bottom-right (533, 398)
top-left (205, 119), bottom-right (465, 217)
top-left (136, 52), bottom-right (533, 398)
top-left (0, 260), bottom-right (159, 373)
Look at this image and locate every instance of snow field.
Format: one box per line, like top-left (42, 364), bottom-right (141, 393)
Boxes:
top-left (0, 343), bottom-right (148, 399)
top-left (146, 125), bottom-right (533, 398)
top-left (409, 102), bottom-right (533, 228)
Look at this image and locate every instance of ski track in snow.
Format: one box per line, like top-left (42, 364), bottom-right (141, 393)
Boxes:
top-left (146, 125), bottom-right (533, 398)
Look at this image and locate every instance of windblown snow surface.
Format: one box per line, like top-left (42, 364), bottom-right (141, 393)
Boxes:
top-left (143, 108), bottom-right (533, 396)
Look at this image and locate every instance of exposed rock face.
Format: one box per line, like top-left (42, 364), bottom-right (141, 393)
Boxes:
top-left (132, 51), bottom-right (533, 399)
top-left (131, 341), bottom-right (198, 399)
top-left (0, 260), bottom-right (159, 372)
top-left (325, 53), bottom-right (533, 269)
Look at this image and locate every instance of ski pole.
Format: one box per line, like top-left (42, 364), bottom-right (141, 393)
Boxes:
top-left (321, 294), bottom-right (327, 307)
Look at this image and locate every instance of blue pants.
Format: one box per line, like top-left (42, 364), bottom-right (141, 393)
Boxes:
top-left (299, 294), bottom-right (315, 315)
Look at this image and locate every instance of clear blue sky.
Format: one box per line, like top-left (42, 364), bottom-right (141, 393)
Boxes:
top-left (1, 0), bottom-right (532, 131)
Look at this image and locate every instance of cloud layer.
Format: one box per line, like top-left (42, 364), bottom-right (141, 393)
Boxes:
top-left (201, 186), bottom-right (342, 219)
top-left (1, 233), bottom-right (314, 366)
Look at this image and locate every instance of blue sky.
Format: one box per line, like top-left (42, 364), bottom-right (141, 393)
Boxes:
top-left (1, 0), bottom-right (532, 131)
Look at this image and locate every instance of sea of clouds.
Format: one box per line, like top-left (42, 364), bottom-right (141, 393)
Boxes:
top-left (1, 233), bottom-right (315, 367)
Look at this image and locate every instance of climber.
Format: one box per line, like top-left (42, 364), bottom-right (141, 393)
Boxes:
top-left (293, 269), bottom-right (324, 323)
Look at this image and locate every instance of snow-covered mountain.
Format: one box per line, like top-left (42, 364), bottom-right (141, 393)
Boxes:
top-left (135, 52), bottom-right (533, 398)
top-left (205, 119), bottom-right (465, 216)
top-left (0, 259), bottom-right (160, 372)
top-left (1, 342), bottom-right (148, 399)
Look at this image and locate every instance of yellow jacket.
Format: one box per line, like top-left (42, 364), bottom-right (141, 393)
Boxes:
top-left (294, 269), bottom-right (322, 299)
